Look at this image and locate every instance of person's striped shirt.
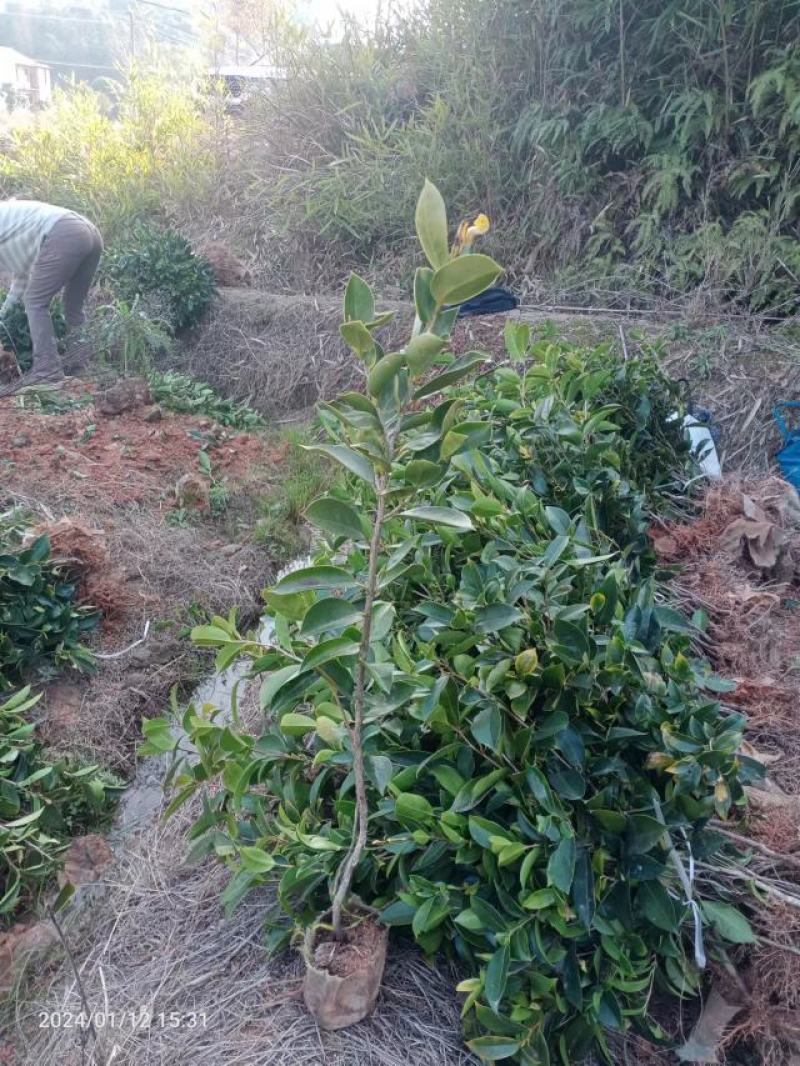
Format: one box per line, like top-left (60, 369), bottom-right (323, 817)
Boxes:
top-left (0, 200), bottom-right (75, 314)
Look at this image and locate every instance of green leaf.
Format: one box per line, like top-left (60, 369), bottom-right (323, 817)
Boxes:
top-left (412, 896), bottom-right (450, 936)
top-left (344, 273), bottom-right (375, 323)
top-left (239, 846), bottom-right (276, 873)
top-left (368, 351), bottom-right (406, 397)
top-left (572, 847), bottom-right (595, 929)
top-left (262, 588), bottom-right (315, 623)
top-left (301, 597), bottom-right (361, 637)
top-left (404, 460), bottom-right (446, 488)
top-left (702, 900), bottom-right (756, 944)
top-left (302, 635), bottom-right (360, 669)
top-left (340, 320), bottom-right (375, 357)
top-left (504, 320), bottom-right (530, 361)
top-left (400, 506), bottom-right (474, 531)
top-left (431, 254), bottom-right (502, 306)
top-left (367, 754), bottom-right (394, 794)
top-left (474, 604), bottom-right (523, 634)
top-left (394, 791), bottom-right (434, 826)
top-left (308, 443), bottom-right (376, 486)
top-left (279, 712), bottom-right (317, 736)
top-left (552, 618), bottom-right (591, 661)
top-left (276, 565), bottom-right (356, 593)
top-left (471, 704), bottom-right (503, 752)
top-left (639, 881), bottom-right (680, 932)
top-left (415, 179), bottom-right (449, 269)
top-left (413, 351), bottom-right (487, 400)
top-left (466, 1036), bottom-right (521, 1061)
top-left (305, 497), bottom-right (365, 541)
top-left (627, 814), bottom-right (666, 854)
top-left (260, 664), bottom-right (302, 709)
top-left (413, 266), bottom-right (436, 325)
top-left (406, 332), bottom-right (445, 375)
top-left (547, 836), bottom-right (576, 893)
top-left (545, 506), bottom-right (571, 535)
top-left (523, 888), bottom-right (556, 910)
top-left (51, 882), bottom-right (76, 914)
top-left (485, 944), bottom-right (510, 1012)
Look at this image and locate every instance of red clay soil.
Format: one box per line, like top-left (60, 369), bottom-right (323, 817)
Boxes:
top-left (0, 380), bottom-right (265, 508)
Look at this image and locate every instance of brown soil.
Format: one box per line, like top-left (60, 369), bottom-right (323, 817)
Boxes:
top-left (312, 917), bottom-right (387, 979)
top-left (1, 375), bottom-right (284, 773)
top-left (0, 379), bottom-right (264, 507)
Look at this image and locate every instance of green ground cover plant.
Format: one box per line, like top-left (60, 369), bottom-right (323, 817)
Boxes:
top-left (0, 686), bottom-right (122, 923)
top-left (147, 370), bottom-right (266, 431)
top-left (146, 185), bottom-right (760, 1063)
top-left (0, 511), bottom-right (98, 688)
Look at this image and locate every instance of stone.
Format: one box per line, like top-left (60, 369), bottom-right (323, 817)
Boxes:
top-left (95, 378), bottom-right (152, 417)
top-left (44, 681), bottom-right (85, 733)
top-left (143, 405), bottom-right (163, 423)
top-left (57, 834), bottom-right (114, 890)
top-left (174, 472), bottom-right (210, 511)
top-left (0, 920), bottom-right (60, 995)
top-left (11, 434), bottom-right (30, 448)
top-left (198, 242), bottom-right (252, 287)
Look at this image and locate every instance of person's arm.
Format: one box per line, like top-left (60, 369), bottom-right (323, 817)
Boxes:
top-left (0, 273), bottom-right (28, 317)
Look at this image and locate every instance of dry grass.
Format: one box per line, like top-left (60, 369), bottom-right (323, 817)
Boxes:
top-left (176, 290), bottom-right (412, 419)
top-left (17, 500), bottom-right (274, 774)
top-left (11, 799), bottom-right (477, 1066)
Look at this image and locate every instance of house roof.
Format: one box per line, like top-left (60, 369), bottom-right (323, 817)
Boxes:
top-left (0, 46), bottom-right (49, 69)
top-left (213, 64), bottom-right (285, 80)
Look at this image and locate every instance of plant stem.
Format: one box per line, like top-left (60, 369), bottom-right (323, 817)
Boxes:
top-left (330, 474), bottom-right (388, 938)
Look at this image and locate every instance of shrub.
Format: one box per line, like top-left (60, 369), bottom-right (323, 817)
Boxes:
top-left (0, 293), bottom-right (67, 362)
top-left (0, 686), bottom-right (121, 923)
top-left (146, 186), bottom-right (760, 1063)
top-left (104, 226), bottom-right (216, 334)
top-left (0, 511), bottom-right (98, 688)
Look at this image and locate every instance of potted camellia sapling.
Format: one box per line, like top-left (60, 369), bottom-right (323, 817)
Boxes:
top-left (298, 181), bottom-right (501, 1028)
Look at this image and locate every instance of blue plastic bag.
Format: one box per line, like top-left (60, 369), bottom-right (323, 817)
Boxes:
top-left (774, 402), bottom-right (800, 492)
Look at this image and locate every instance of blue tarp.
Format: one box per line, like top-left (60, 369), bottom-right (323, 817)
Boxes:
top-left (774, 402), bottom-right (800, 492)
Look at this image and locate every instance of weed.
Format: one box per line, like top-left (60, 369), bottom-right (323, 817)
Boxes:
top-left (254, 428), bottom-right (334, 560)
top-left (92, 298), bottom-right (174, 376)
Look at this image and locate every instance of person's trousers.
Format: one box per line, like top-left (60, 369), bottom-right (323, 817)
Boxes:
top-left (24, 214), bottom-right (103, 369)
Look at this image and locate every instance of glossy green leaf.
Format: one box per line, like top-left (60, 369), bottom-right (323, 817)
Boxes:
top-left (308, 443), bottom-right (376, 486)
top-left (415, 179), bottom-right (449, 269)
top-left (344, 272), bottom-right (375, 323)
top-left (547, 836), bottom-right (576, 893)
top-left (305, 496), bottom-right (366, 541)
top-left (400, 506), bottom-right (474, 531)
top-left (485, 944), bottom-right (510, 1012)
top-left (431, 254), bottom-right (502, 305)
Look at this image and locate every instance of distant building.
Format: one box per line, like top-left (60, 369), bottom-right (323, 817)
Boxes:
top-left (0, 46), bottom-right (51, 110)
top-left (211, 64), bottom-right (285, 110)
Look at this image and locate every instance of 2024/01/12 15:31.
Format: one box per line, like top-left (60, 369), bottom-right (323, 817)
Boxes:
top-left (37, 1010), bottom-right (209, 1029)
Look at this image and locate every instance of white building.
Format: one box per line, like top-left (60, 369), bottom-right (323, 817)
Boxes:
top-left (0, 46), bottom-right (51, 110)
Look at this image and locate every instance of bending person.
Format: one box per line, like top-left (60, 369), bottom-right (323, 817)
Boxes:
top-left (0, 199), bottom-right (102, 392)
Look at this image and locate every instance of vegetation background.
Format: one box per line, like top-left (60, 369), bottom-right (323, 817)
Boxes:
top-left (3, 0), bottom-right (800, 315)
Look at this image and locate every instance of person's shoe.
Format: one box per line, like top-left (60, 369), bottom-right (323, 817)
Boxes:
top-left (0, 363), bottom-right (64, 398)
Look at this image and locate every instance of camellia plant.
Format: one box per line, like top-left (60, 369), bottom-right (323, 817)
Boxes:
top-left (145, 182), bottom-right (761, 1063)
